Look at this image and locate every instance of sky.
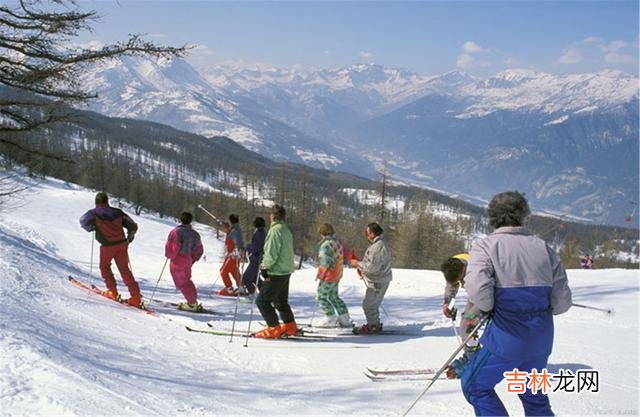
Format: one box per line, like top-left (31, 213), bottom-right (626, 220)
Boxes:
top-left (79, 1), bottom-right (640, 76)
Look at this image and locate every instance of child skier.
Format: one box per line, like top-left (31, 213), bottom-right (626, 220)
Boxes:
top-left (314, 223), bottom-right (352, 328)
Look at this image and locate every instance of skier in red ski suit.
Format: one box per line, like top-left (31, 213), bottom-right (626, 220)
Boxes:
top-left (79, 192), bottom-right (141, 307)
top-left (216, 214), bottom-right (244, 296)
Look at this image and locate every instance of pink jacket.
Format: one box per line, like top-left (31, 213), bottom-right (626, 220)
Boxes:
top-left (165, 225), bottom-right (204, 267)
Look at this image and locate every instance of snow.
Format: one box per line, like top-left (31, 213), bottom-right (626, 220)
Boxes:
top-left (545, 115), bottom-right (569, 126)
top-left (0, 175), bottom-right (638, 416)
top-left (293, 147), bottom-right (342, 169)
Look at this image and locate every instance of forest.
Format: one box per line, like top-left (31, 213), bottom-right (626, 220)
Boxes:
top-left (2, 105), bottom-right (637, 270)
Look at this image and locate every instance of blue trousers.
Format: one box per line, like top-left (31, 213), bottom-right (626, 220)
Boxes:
top-left (461, 348), bottom-right (554, 416)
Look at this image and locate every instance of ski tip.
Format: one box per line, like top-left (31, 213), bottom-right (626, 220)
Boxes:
top-left (363, 371), bottom-right (382, 381)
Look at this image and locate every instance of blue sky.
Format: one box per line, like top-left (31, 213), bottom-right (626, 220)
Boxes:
top-left (82, 1), bottom-right (639, 75)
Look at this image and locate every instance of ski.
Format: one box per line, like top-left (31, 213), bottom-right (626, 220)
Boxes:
top-left (299, 327), bottom-right (356, 336)
top-left (211, 293), bottom-right (253, 303)
top-left (194, 324), bottom-right (333, 342)
top-left (363, 372), bottom-right (450, 382)
top-left (366, 367), bottom-right (438, 376)
top-left (206, 321), bottom-right (331, 340)
top-left (302, 327), bottom-right (414, 337)
top-left (145, 297), bottom-right (226, 316)
top-left (68, 276), bottom-right (160, 317)
top-left (186, 326), bottom-right (247, 337)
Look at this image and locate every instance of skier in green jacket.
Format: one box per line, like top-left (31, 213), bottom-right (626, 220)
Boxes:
top-left (254, 204), bottom-right (297, 338)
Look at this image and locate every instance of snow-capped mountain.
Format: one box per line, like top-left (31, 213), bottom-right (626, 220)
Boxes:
top-left (80, 57), bottom-right (638, 226)
top-left (456, 68), bottom-right (638, 118)
top-left (350, 82), bottom-right (638, 226)
top-left (80, 56), bottom-right (374, 175)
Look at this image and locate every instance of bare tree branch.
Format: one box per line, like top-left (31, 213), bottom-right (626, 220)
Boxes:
top-left (0, 0), bottom-right (189, 159)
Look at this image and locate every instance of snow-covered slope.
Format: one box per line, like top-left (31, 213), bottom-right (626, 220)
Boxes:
top-left (1, 175), bottom-right (638, 416)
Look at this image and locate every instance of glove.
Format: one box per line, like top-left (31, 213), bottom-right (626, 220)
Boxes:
top-left (127, 233), bottom-right (135, 243)
top-left (443, 304), bottom-right (458, 321)
top-left (260, 269), bottom-right (269, 279)
top-left (447, 346), bottom-right (480, 379)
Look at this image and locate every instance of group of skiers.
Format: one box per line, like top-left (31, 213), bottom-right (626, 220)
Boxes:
top-left (80, 190), bottom-right (573, 416)
top-left (78, 193), bottom-right (391, 337)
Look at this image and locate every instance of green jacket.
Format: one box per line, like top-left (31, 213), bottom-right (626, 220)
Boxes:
top-left (260, 220), bottom-right (295, 276)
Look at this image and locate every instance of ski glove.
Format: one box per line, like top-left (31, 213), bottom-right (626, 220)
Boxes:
top-left (260, 269), bottom-right (269, 279)
top-left (446, 346), bottom-right (480, 379)
top-left (127, 233), bottom-right (135, 243)
top-left (443, 303), bottom-right (458, 321)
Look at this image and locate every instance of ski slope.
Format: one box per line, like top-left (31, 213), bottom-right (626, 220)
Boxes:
top-left (0, 176), bottom-right (638, 416)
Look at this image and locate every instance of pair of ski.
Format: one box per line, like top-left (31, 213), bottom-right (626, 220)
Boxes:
top-left (184, 322), bottom-right (333, 342)
top-left (364, 367), bottom-right (451, 382)
top-left (301, 326), bottom-right (412, 337)
top-left (68, 276), bottom-right (161, 317)
top-left (68, 276), bottom-right (225, 317)
top-left (145, 297), bottom-right (225, 316)
top-left (258, 322), bottom-right (413, 337)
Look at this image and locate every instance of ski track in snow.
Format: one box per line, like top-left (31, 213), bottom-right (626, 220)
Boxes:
top-left (0, 175), bottom-right (638, 416)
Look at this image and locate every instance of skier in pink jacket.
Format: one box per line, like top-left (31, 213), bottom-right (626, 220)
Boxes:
top-left (165, 212), bottom-right (204, 311)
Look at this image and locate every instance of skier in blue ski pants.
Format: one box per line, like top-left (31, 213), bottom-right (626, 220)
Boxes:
top-left (461, 192), bottom-right (572, 416)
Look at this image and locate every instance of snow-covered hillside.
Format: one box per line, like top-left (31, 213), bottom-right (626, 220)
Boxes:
top-left (1, 176), bottom-right (638, 416)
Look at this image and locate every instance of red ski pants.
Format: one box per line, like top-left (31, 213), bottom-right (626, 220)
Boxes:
top-left (219, 256), bottom-right (241, 288)
top-left (99, 242), bottom-right (140, 297)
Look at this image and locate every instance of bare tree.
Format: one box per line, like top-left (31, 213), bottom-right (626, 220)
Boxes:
top-left (0, 0), bottom-right (187, 153)
top-left (378, 161), bottom-right (388, 222)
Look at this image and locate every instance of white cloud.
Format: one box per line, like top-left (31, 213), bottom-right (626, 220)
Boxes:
top-left (358, 50), bottom-right (374, 59)
top-left (191, 44), bottom-right (215, 56)
top-left (583, 36), bottom-right (603, 44)
top-left (457, 53), bottom-right (489, 69)
top-left (580, 38), bottom-right (636, 66)
top-left (557, 47), bottom-right (582, 65)
top-left (603, 40), bottom-right (627, 52)
top-left (323, 50), bottom-right (331, 56)
top-left (456, 41), bottom-right (491, 69)
top-left (461, 41), bottom-right (483, 53)
top-left (604, 51), bottom-right (635, 64)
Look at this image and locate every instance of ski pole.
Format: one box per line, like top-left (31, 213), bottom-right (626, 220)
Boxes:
top-left (572, 302), bottom-right (613, 315)
top-left (402, 315), bottom-right (490, 417)
top-left (452, 319), bottom-right (462, 344)
top-left (244, 255), bottom-right (263, 347)
top-left (197, 204), bottom-right (222, 223)
top-left (229, 255), bottom-right (246, 343)
top-left (447, 298), bottom-right (462, 344)
top-left (229, 292), bottom-right (241, 343)
top-left (149, 258), bottom-right (168, 303)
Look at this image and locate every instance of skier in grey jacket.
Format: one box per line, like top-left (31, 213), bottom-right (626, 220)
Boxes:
top-left (350, 222), bottom-right (392, 334)
top-left (461, 191), bottom-right (572, 416)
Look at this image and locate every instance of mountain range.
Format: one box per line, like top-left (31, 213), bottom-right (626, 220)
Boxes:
top-left (78, 57), bottom-right (639, 226)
